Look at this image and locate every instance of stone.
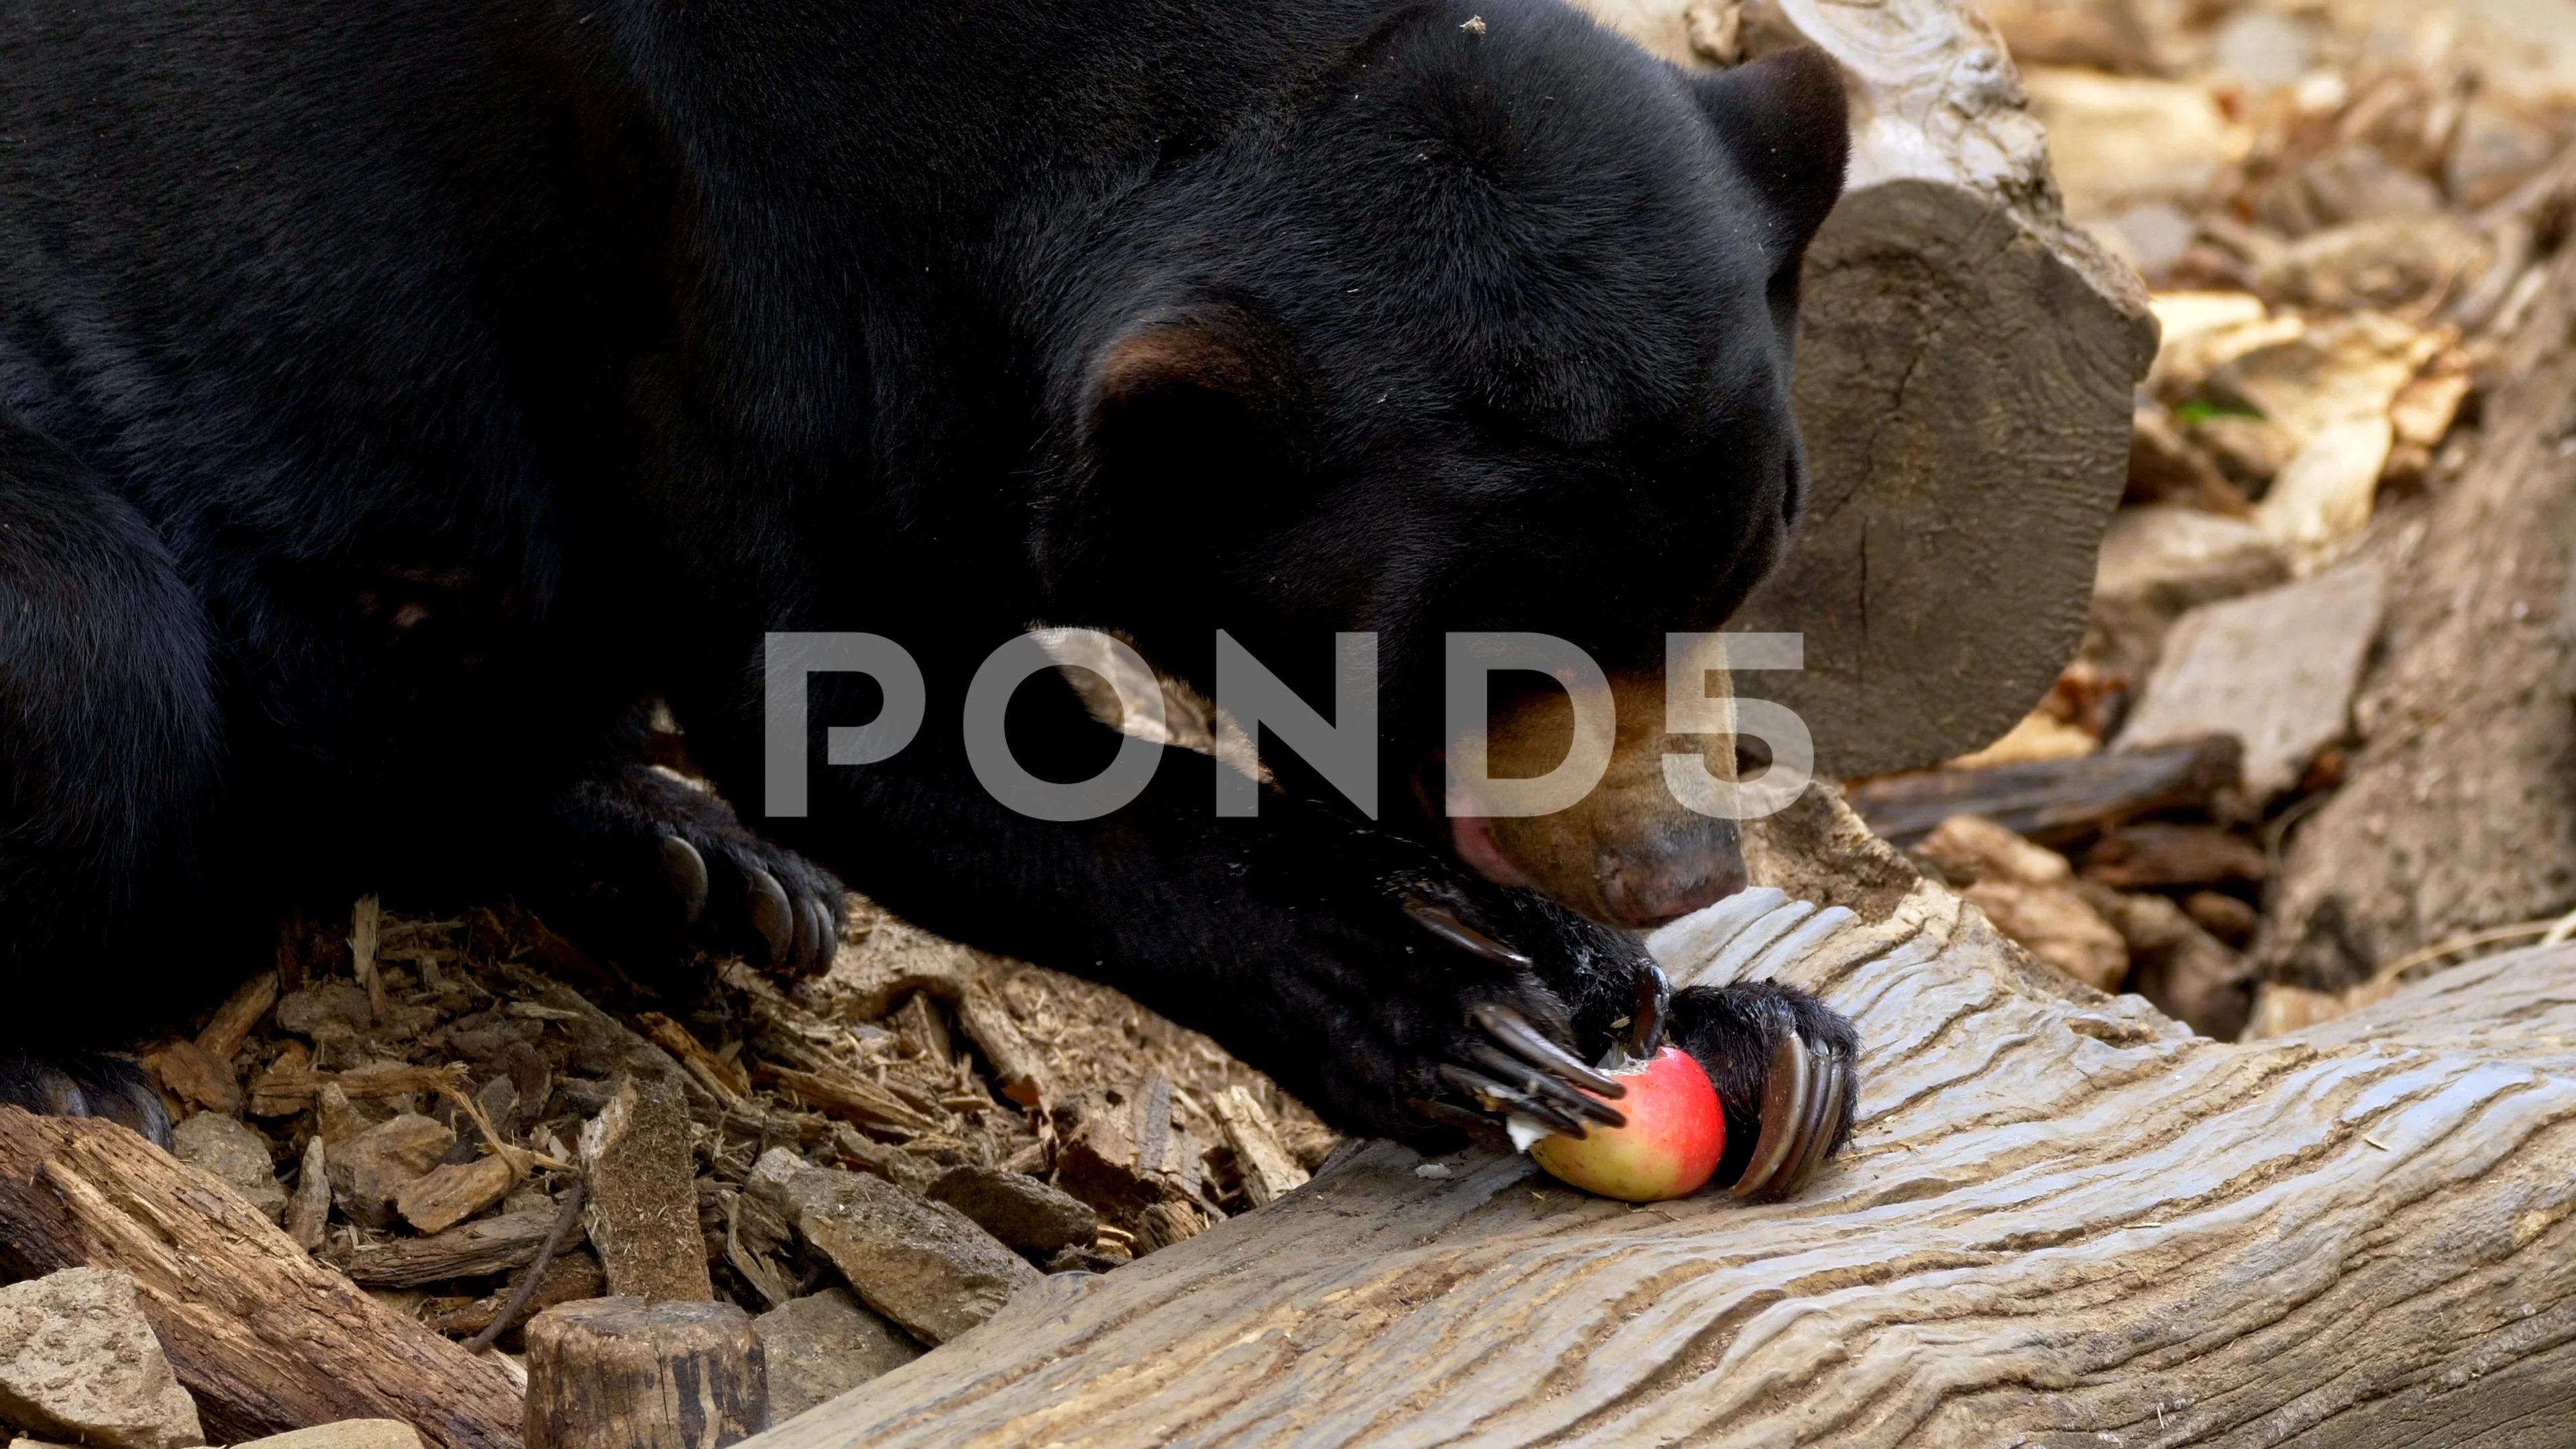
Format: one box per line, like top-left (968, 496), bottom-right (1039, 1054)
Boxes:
top-left (2094, 203), bottom-right (2199, 279)
top-left (2253, 215), bottom-right (2493, 315)
top-left (170, 1113), bottom-right (286, 1223)
top-left (2184, 890), bottom-right (2259, 946)
top-left (2117, 564), bottom-right (2387, 802)
top-left (747, 1149), bottom-right (1040, 1346)
top-left (325, 1112), bottom-right (453, 1230)
top-left (924, 1167), bottom-right (1097, 1256)
top-left (2254, 144), bottom-right (2443, 238)
top-left (227, 1423), bottom-right (423, 1449)
top-left (2086, 505), bottom-right (2290, 680)
top-left (753, 1289), bottom-right (922, 1424)
top-left (0, 1269), bottom-right (203, 1449)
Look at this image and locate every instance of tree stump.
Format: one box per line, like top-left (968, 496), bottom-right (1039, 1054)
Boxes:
top-left (524, 1298), bottom-right (767, 1449)
top-left (1570, 0), bottom-right (2159, 776)
top-left (749, 796), bottom-right (2576, 1448)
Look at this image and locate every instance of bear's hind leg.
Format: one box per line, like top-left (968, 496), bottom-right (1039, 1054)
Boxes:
top-left (0, 410), bottom-right (213, 1143)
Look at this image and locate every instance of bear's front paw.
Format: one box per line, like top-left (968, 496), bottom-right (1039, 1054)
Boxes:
top-left (1666, 979), bottom-right (1859, 1201)
top-left (557, 766), bottom-right (845, 976)
top-left (1387, 888), bottom-right (1641, 1143)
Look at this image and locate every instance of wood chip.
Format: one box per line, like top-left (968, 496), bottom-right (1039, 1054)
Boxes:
top-left (1210, 1087), bottom-right (1309, 1209)
top-left (195, 972), bottom-right (280, 1067)
top-left (580, 1077), bottom-right (715, 1303)
top-left (753, 1065), bottom-right (936, 1136)
top-left (142, 1040), bottom-right (239, 1116)
top-left (341, 1210), bottom-right (580, 1289)
top-left (394, 1155), bottom-right (521, 1237)
top-left (954, 981), bottom-right (1047, 1109)
top-left (633, 1014), bottom-right (748, 1104)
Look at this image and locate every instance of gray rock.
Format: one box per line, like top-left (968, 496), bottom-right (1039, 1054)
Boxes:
top-left (2116, 562), bottom-right (2386, 802)
top-left (0, 1269), bottom-right (203, 1449)
top-left (227, 1424), bottom-right (422, 1449)
top-left (326, 1112), bottom-right (453, 1229)
top-left (170, 1114), bottom-right (288, 1224)
top-left (2256, 144), bottom-right (2442, 237)
top-left (2210, 9), bottom-right (2314, 87)
top-left (2087, 505), bottom-right (2291, 680)
top-left (925, 1167), bottom-right (1097, 1255)
top-left (747, 1149), bottom-right (1040, 1345)
top-left (753, 1289), bottom-right (922, 1424)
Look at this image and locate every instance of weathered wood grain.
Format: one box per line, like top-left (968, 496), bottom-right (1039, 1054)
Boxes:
top-left (0, 1108), bottom-right (525, 1449)
top-left (753, 804), bottom-right (2576, 1448)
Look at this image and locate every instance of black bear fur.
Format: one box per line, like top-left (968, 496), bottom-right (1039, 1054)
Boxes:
top-left (0, 0), bottom-right (1856, 1157)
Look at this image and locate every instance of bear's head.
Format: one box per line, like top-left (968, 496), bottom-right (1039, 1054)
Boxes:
top-left (1035, 4), bottom-right (1849, 928)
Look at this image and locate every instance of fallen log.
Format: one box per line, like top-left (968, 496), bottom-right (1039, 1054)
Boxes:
top-left (1572, 0), bottom-right (2159, 776)
top-left (2262, 241), bottom-right (2576, 986)
top-left (754, 797), bottom-right (2576, 1448)
top-left (0, 1108), bottom-right (523, 1449)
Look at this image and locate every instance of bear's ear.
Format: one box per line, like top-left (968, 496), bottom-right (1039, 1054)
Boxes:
top-left (1091, 315), bottom-right (1299, 429)
top-left (1688, 45), bottom-right (1850, 273)
top-left (1086, 311), bottom-right (1307, 479)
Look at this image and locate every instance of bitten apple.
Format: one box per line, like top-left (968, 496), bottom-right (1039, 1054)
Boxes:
top-left (1529, 1046), bottom-right (1725, 1201)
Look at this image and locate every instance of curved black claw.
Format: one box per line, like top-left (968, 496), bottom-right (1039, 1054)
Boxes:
top-left (1438, 1064), bottom-right (1591, 1138)
top-left (1731, 1032), bottom-right (1847, 1203)
top-left (1463, 1042), bottom-right (1627, 1128)
top-left (659, 835), bottom-right (710, 924)
top-left (1629, 963), bottom-right (1672, 1058)
top-left (747, 868), bottom-right (796, 968)
top-left (1402, 895), bottom-right (1534, 969)
top-left (1472, 1003), bottom-right (1625, 1099)
top-left (1411, 1097), bottom-right (1511, 1144)
top-left (805, 899), bottom-right (838, 974)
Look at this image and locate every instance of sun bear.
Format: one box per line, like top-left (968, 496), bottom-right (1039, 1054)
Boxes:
top-left (0, 0), bottom-right (1856, 1193)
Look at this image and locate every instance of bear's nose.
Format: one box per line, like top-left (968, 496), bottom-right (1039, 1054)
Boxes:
top-left (1592, 814), bottom-right (1749, 929)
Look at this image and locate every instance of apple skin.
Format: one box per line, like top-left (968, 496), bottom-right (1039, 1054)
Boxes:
top-left (1529, 1046), bottom-right (1725, 1202)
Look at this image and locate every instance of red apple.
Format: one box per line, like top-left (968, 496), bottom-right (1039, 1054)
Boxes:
top-left (1528, 1046), bottom-right (1725, 1202)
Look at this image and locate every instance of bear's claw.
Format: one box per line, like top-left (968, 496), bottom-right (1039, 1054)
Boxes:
top-left (1401, 896), bottom-right (1533, 969)
top-left (1731, 1031), bottom-right (1848, 1203)
top-left (660, 835), bottom-right (710, 923)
